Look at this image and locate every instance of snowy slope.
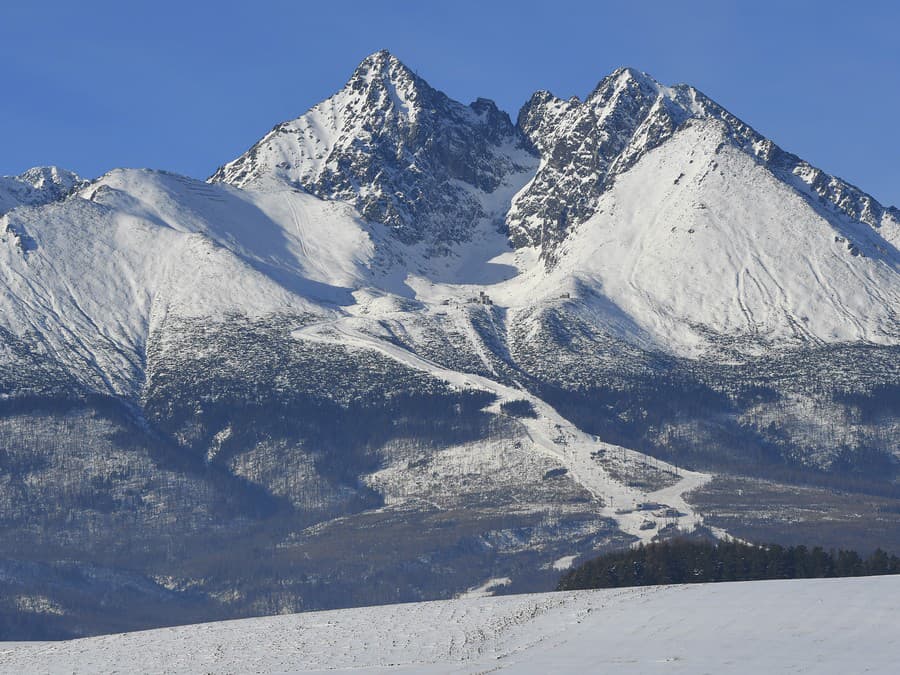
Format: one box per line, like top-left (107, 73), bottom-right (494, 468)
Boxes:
top-left (513, 119), bottom-right (900, 354)
top-left (0, 169), bottom-right (372, 395)
top-left (0, 166), bottom-right (84, 215)
top-left (89, 169), bottom-right (375, 301)
top-left (3, 576), bottom-right (897, 673)
top-left (295, 313), bottom-right (715, 543)
top-left (509, 67), bottom-right (900, 258)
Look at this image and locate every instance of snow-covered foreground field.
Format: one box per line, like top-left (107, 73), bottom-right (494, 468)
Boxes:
top-left (2, 576), bottom-right (897, 674)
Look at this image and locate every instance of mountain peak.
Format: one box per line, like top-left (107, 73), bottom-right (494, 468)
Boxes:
top-left (213, 51), bottom-right (536, 246)
top-left (11, 166), bottom-right (82, 190)
top-left (610, 65), bottom-right (658, 84)
top-left (510, 64), bottom-right (899, 261)
top-left (0, 166), bottom-right (85, 215)
top-left (345, 50), bottom-right (427, 99)
top-left (587, 65), bottom-right (663, 104)
top-left (352, 49), bottom-right (406, 75)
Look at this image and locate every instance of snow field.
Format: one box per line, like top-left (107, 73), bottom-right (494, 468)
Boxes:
top-left (2, 576), bottom-right (896, 674)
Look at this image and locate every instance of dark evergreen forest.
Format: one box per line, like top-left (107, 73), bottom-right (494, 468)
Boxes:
top-left (558, 538), bottom-right (900, 590)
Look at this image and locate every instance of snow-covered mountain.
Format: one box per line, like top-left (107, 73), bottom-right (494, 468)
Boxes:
top-left (0, 166), bottom-right (84, 214)
top-left (1, 168), bottom-right (375, 397)
top-left (213, 50), bottom-right (537, 249)
top-left (527, 117), bottom-right (900, 351)
top-left (210, 54), bottom-right (900, 356)
top-left (509, 67), bottom-right (900, 259)
top-left (1, 50), bottom-right (898, 639)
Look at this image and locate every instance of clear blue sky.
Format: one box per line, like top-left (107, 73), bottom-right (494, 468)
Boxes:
top-left (2, 0), bottom-right (898, 206)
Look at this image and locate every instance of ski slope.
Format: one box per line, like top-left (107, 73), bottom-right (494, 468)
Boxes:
top-left (3, 576), bottom-right (896, 673)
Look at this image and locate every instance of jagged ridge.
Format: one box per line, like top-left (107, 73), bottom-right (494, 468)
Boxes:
top-left (508, 67), bottom-right (900, 260)
top-left (212, 50), bottom-right (537, 247)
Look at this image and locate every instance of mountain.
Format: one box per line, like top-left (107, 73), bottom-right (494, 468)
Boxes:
top-left (530, 116), bottom-right (900, 352)
top-left (215, 57), bottom-right (900, 355)
top-left (509, 67), bottom-right (900, 259)
top-left (1, 51), bottom-right (898, 639)
top-left (212, 50), bottom-right (537, 249)
top-left (0, 166), bottom-right (84, 215)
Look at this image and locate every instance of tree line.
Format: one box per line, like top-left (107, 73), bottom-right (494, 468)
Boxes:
top-left (558, 538), bottom-right (900, 590)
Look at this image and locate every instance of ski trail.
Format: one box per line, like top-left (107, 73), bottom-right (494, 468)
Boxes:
top-left (736, 267), bottom-right (755, 333)
top-left (454, 304), bottom-right (499, 376)
top-left (293, 317), bottom-right (720, 543)
top-left (284, 192), bottom-right (311, 261)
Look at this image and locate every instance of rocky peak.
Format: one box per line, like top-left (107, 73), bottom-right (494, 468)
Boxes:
top-left (212, 57), bottom-right (898, 261)
top-left (342, 49), bottom-right (433, 126)
top-left (212, 51), bottom-right (537, 248)
top-left (0, 166), bottom-right (85, 215)
top-left (349, 48), bottom-right (413, 81)
top-left (509, 67), bottom-right (686, 255)
top-left (508, 67), bottom-right (900, 262)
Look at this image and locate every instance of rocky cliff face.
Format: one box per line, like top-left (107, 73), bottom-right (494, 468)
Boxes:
top-left (213, 50), bottom-right (537, 248)
top-left (507, 68), bottom-right (900, 263)
top-left (508, 68), bottom-right (687, 255)
top-left (214, 53), bottom-right (899, 265)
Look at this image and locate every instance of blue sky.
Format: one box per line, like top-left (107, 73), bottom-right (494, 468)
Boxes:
top-left (2, 0), bottom-right (898, 206)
